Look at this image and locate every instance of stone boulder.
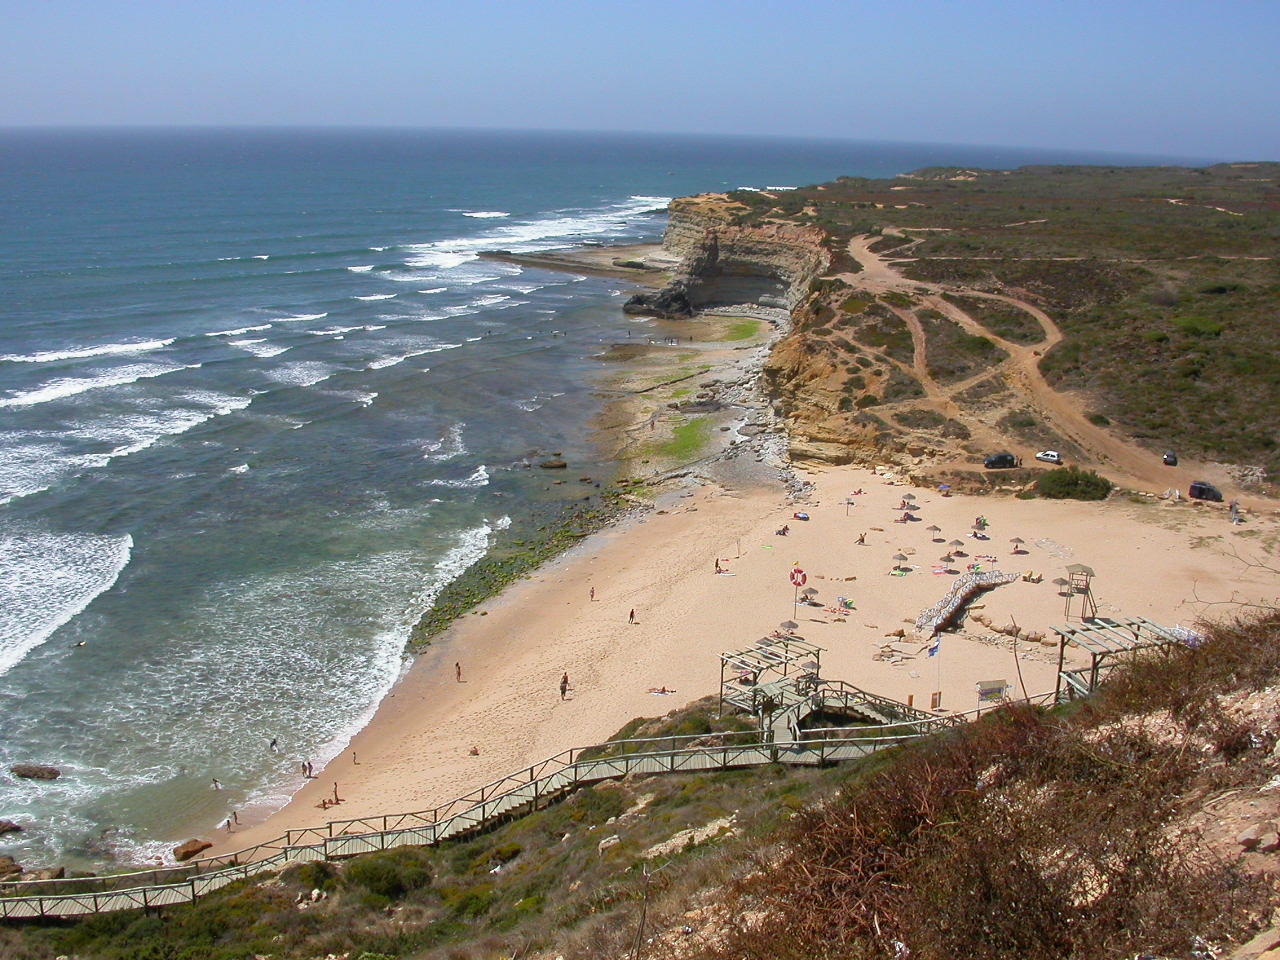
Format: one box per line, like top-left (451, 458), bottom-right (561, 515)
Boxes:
top-left (1237, 821), bottom-right (1277, 850)
top-left (0, 856), bottom-right (22, 880)
top-left (10, 764), bottom-right (60, 781)
top-left (20, 866), bottom-right (64, 881)
top-left (538, 459), bottom-right (567, 469)
top-left (173, 838), bottom-right (213, 862)
top-left (622, 282), bottom-right (693, 319)
top-left (0, 819), bottom-right (22, 835)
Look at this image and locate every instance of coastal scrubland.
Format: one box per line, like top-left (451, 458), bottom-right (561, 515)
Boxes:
top-left (717, 164), bottom-right (1280, 484)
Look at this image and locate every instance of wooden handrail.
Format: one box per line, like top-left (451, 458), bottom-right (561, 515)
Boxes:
top-left (0, 693), bottom-right (1054, 918)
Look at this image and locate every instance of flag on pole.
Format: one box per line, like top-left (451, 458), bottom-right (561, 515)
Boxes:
top-left (927, 635), bottom-right (941, 658)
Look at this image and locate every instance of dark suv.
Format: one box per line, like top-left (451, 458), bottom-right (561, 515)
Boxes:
top-left (1162, 451), bottom-right (1178, 466)
top-left (1188, 481), bottom-right (1223, 502)
top-left (984, 453), bottom-right (1017, 469)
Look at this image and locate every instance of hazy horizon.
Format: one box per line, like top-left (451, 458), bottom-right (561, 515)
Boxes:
top-left (3, 0), bottom-right (1276, 160)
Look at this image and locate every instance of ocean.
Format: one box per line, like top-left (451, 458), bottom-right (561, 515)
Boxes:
top-left (0, 128), bottom-right (1206, 869)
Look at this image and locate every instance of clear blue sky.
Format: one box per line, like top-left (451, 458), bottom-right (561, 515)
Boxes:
top-left (3, 0), bottom-right (1276, 159)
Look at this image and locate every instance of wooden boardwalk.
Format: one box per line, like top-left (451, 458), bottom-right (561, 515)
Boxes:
top-left (0, 716), bottom-right (975, 919)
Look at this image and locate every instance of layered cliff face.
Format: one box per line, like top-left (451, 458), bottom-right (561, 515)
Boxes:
top-left (625, 195), bottom-right (832, 316)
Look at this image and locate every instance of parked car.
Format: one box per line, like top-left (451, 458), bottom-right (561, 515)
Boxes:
top-left (1035, 450), bottom-right (1063, 465)
top-left (1162, 450), bottom-right (1178, 466)
top-left (984, 453), bottom-right (1017, 469)
top-left (1188, 480), bottom-right (1223, 502)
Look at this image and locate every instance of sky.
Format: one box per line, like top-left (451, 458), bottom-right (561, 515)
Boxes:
top-left (2, 0), bottom-right (1277, 159)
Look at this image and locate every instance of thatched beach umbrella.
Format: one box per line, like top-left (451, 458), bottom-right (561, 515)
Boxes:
top-left (1052, 577), bottom-right (1071, 596)
top-left (779, 620), bottom-right (799, 632)
top-left (902, 492), bottom-right (917, 501)
top-left (948, 539), bottom-right (967, 556)
top-left (892, 552), bottom-right (910, 570)
top-left (1010, 536), bottom-right (1027, 554)
top-left (927, 524), bottom-right (942, 540)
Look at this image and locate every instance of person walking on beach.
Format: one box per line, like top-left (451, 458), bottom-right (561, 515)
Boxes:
top-left (560, 672), bottom-right (569, 700)
top-left (455, 661), bottom-right (462, 682)
top-left (628, 608), bottom-right (636, 625)
top-left (590, 586), bottom-right (595, 601)
top-left (714, 558), bottom-right (721, 574)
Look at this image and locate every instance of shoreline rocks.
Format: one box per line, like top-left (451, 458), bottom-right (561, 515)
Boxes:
top-left (10, 764), bottom-right (60, 781)
top-left (173, 838), bottom-right (213, 862)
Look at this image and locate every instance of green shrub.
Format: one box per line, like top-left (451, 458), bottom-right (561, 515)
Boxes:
top-left (344, 848), bottom-right (433, 900)
top-left (1087, 412), bottom-right (1111, 426)
top-left (1035, 466), bottom-right (1113, 500)
top-left (1171, 316), bottom-right (1224, 337)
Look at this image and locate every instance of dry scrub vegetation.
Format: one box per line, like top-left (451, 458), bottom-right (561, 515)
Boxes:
top-left (671, 614), bottom-right (1280, 960)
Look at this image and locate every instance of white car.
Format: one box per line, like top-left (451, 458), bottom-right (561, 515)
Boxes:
top-left (1035, 450), bottom-right (1063, 465)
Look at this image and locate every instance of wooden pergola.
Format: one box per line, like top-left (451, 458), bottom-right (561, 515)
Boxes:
top-left (719, 636), bottom-right (824, 718)
top-left (1053, 616), bottom-right (1187, 701)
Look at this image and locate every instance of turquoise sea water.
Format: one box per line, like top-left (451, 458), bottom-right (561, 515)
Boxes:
top-left (0, 128), bottom-right (1206, 867)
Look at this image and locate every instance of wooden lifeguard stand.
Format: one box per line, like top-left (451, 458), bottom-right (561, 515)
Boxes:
top-left (1062, 563), bottom-right (1098, 621)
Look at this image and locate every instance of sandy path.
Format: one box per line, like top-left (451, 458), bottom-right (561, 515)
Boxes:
top-left (208, 464), bottom-right (1277, 856)
top-left (844, 236), bottom-right (1275, 510)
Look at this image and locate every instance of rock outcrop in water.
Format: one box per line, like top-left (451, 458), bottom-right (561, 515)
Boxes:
top-left (10, 764), bottom-right (60, 781)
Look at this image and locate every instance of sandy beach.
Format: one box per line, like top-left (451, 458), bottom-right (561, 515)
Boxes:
top-left (213, 456), bottom-right (1279, 854)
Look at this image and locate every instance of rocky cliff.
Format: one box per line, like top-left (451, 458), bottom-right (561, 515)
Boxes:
top-left (625, 195), bottom-right (832, 317)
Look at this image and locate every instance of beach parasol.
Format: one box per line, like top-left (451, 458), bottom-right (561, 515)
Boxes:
top-left (902, 492), bottom-right (917, 501)
top-left (892, 552), bottom-right (910, 570)
top-left (927, 524), bottom-right (942, 540)
top-left (1052, 577), bottom-right (1071, 595)
top-left (938, 484), bottom-right (951, 491)
top-left (1010, 536), bottom-right (1027, 554)
top-left (948, 539), bottom-right (967, 556)
top-left (779, 620), bottom-right (799, 632)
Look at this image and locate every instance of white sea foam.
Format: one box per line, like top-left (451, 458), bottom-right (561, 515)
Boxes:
top-left (0, 529), bottom-right (133, 678)
top-left (229, 339), bottom-right (290, 359)
top-left (0, 364), bottom-right (196, 409)
top-left (0, 338), bottom-right (175, 364)
top-left (266, 361), bottom-right (338, 387)
top-left (515, 390), bottom-right (565, 412)
top-left (417, 287), bottom-right (447, 294)
top-left (0, 392), bottom-right (256, 504)
top-left (229, 463), bottom-right (250, 475)
top-left (422, 423), bottom-right (466, 461)
top-left (354, 294), bottom-right (397, 301)
top-left (252, 255), bottom-right (270, 260)
top-left (310, 325), bottom-right (379, 336)
top-left (297, 516), bottom-right (510, 788)
top-left (426, 464), bottom-right (489, 488)
top-left (462, 211), bottom-right (510, 219)
top-left (766, 186), bottom-right (798, 191)
top-left (205, 324), bottom-right (271, 338)
top-left (273, 313), bottom-right (328, 323)
top-left (347, 265), bottom-right (375, 273)
top-left (403, 195), bottom-right (669, 272)
top-left (366, 343), bottom-right (461, 370)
